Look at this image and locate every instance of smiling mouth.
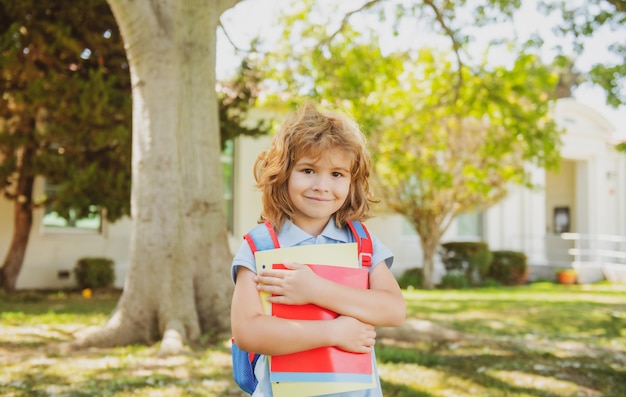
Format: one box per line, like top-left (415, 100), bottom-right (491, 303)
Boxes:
top-left (306, 196), bottom-right (331, 202)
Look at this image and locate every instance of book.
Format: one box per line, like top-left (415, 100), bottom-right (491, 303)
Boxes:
top-left (254, 243), bottom-right (376, 396)
top-left (270, 263), bottom-right (371, 381)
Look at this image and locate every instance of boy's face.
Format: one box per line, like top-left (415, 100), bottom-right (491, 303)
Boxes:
top-left (288, 148), bottom-right (351, 235)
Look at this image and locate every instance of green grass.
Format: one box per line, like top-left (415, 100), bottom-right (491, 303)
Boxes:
top-left (1, 283), bottom-right (625, 396)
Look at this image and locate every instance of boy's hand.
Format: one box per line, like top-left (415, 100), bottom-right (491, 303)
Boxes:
top-left (255, 262), bottom-right (321, 305)
top-left (332, 316), bottom-right (376, 353)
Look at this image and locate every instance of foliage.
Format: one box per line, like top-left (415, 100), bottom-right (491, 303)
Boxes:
top-left (439, 242), bottom-right (494, 285)
top-left (218, 54), bottom-right (271, 150)
top-left (258, 1), bottom-right (563, 289)
top-left (0, 0), bottom-right (132, 222)
top-left (538, 0), bottom-right (626, 107)
top-left (397, 267), bottom-right (424, 289)
top-left (4, 284), bottom-right (625, 396)
top-left (479, 277), bottom-right (502, 288)
top-left (74, 257), bottom-right (115, 289)
top-left (438, 273), bottom-right (470, 289)
top-left (0, 0), bottom-right (268, 291)
top-left (487, 250), bottom-right (528, 286)
top-left (0, 0), bottom-right (269, 222)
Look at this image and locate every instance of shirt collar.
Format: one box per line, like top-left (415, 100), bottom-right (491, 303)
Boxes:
top-left (277, 218), bottom-right (349, 246)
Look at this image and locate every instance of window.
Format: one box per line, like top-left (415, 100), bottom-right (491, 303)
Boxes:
top-left (456, 211), bottom-right (483, 240)
top-left (42, 183), bottom-right (102, 232)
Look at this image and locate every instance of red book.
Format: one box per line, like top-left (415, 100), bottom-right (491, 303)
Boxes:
top-left (270, 264), bottom-right (372, 379)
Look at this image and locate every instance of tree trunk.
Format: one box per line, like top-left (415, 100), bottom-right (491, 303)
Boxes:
top-left (72, 0), bottom-right (241, 355)
top-left (0, 158), bottom-right (35, 292)
top-left (413, 212), bottom-right (450, 290)
top-left (420, 234), bottom-right (439, 290)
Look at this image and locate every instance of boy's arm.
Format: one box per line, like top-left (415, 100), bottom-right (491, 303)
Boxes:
top-left (256, 261), bottom-right (406, 327)
top-left (231, 266), bottom-right (376, 356)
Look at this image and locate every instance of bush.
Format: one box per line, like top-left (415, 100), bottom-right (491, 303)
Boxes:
top-left (74, 257), bottom-right (115, 289)
top-left (488, 250), bottom-right (528, 286)
top-left (480, 278), bottom-right (502, 288)
top-left (397, 267), bottom-right (424, 289)
top-left (439, 273), bottom-right (470, 289)
top-left (439, 241), bottom-right (493, 285)
top-left (0, 290), bottom-right (45, 303)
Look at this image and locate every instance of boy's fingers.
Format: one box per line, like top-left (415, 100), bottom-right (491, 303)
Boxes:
top-left (256, 270), bottom-right (285, 278)
top-left (282, 261), bottom-right (305, 270)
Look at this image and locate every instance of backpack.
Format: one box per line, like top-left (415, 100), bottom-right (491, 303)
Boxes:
top-left (232, 220), bottom-right (373, 395)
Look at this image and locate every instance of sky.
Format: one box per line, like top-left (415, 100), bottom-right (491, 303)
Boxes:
top-left (217, 0), bottom-right (625, 136)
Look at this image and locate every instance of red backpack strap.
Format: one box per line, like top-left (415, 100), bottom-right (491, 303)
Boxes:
top-left (244, 221), bottom-right (280, 252)
top-left (347, 221), bottom-right (373, 267)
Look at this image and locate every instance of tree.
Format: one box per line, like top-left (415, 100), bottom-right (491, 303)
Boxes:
top-left (372, 51), bottom-right (561, 289)
top-left (538, 0), bottom-right (626, 107)
top-left (0, 0), bottom-right (132, 291)
top-left (66, 0), bottom-right (242, 355)
top-left (0, 0), bottom-right (267, 294)
top-left (258, 1), bottom-right (563, 288)
top-left (2, 0), bottom-right (271, 353)
top-left (218, 39), bottom-right (272, 148)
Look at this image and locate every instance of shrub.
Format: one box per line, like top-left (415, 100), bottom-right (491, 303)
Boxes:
top-left (488, 250), bottom-right (528, 286)
top-left (0, 290), bottom-right (45, 303)
top-left (74, 257), bottom-right (115, 289)
top-left (397, 267), bottom-right (424, 289)
top-left (480, 278), bottom-right (502, 288)
top-left (439, 241), bottom-right (493, 285)
top-left (439, 273), bottom-right (470, 289)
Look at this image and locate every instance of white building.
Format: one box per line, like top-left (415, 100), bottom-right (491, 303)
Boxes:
top-left (1, 98), bottom-right (624, 289)
top-left (483, 98), bottom-right (626, 283)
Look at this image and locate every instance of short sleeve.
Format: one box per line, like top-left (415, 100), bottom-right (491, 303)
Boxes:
top-left (231, 239), bottom-right (256, 284)
top-left (370, 233), bottom-right (394, 269)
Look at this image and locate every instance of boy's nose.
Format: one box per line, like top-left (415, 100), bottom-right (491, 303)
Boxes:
top-left (312, 175), bottom-right (330, 191)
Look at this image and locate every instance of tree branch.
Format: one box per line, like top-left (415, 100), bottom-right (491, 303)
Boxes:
top-left (218, 20), bottom-right (252, 56)
top-left (423, 0), bottom-right (464, 102)
top-left (218, 0), bottom-right (243, 15)
top-left (605, 0), bottom-right (626, 12)
top-left (324, 0), bottom-right (384, 45)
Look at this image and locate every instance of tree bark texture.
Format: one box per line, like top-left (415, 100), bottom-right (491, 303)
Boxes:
top-left (413, 212), bottom-right (449, 290)
top-left (419, 232), bottom-right (438, 290)
top-left (0, 148), bottom-right (35, 292)
top-left (72, 0), bottom-right (241, 355)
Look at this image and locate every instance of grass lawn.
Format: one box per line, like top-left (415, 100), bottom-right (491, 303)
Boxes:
top-left (1, 282), bottom-right (625, 396)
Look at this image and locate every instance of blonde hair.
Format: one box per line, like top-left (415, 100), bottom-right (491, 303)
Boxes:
top-left (253, 102), bottom-right (374, 231)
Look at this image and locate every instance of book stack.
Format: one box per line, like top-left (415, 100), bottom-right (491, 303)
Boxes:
top-left (254, 243), bottom-right (376, 397)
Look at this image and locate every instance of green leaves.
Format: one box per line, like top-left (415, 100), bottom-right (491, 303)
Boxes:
top-left (256, 2), bottom-right (567, 287)
top-left (0, 0), bottom-right (132, 222)
top-left (265, 11), bottom-right (563, 211)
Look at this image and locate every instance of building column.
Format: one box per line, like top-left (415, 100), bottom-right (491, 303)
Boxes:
top-left (523, 165), bottom-right (548, 265)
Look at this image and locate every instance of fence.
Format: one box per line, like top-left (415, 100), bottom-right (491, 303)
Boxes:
top-left (560, 233), bottom-right (626, 265)
top-left (509, 233), bottom-right (626, 283)
top-left (560, 233), bottom-right (626, 283)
